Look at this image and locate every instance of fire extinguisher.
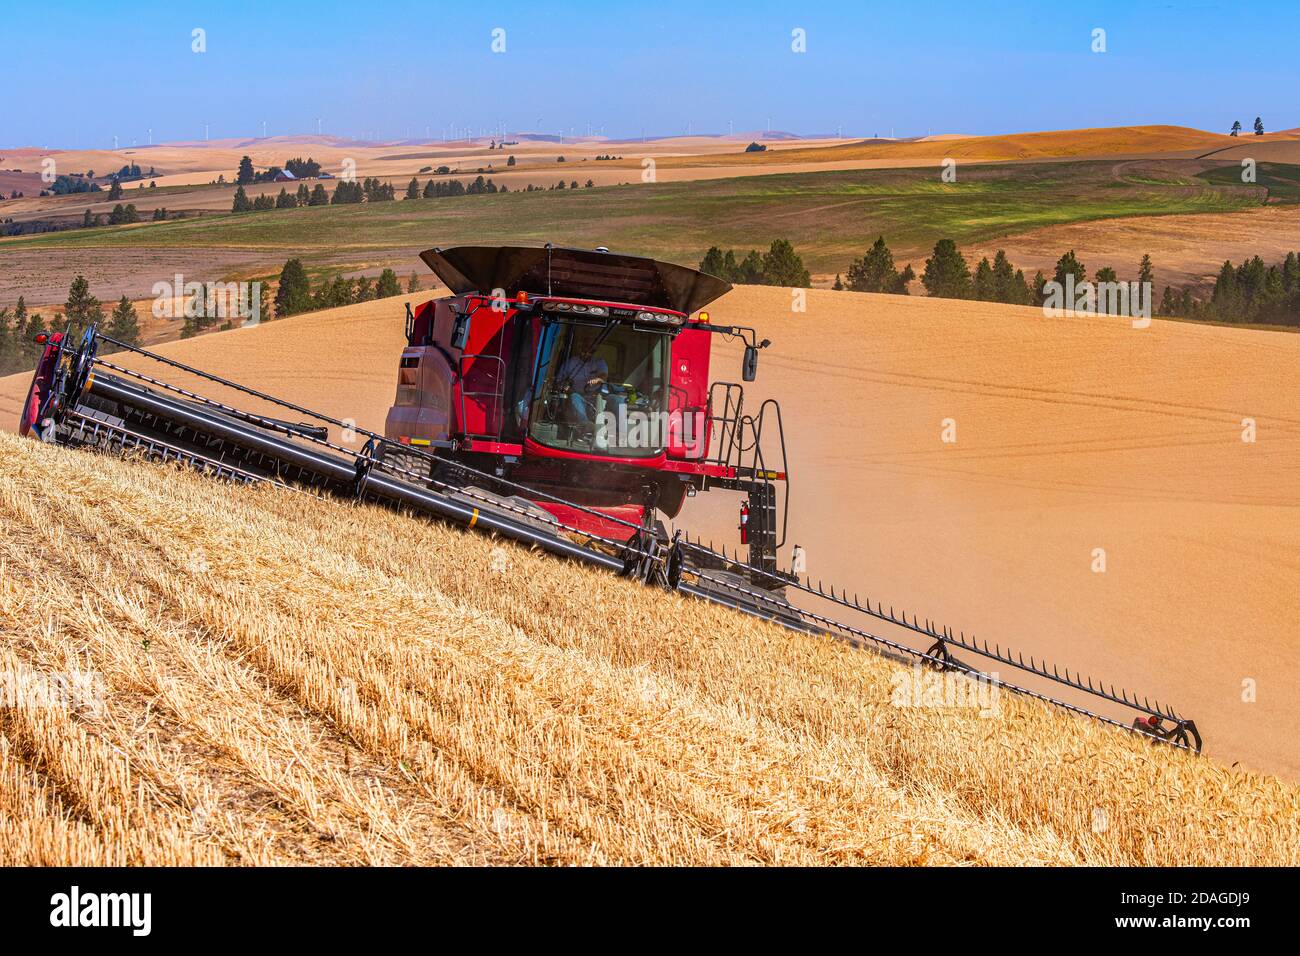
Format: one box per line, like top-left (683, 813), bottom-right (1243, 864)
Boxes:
top-left (739, 502), bottom-right (749, 544)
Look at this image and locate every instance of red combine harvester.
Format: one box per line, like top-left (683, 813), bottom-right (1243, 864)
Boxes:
top-left (14, 243), bottom-right (1201, 753)
top-left (383, 244), bottom-right (792, 586)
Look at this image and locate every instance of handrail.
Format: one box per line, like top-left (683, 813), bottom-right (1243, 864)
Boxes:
top-left (458, 352), bottom-right (508, 440)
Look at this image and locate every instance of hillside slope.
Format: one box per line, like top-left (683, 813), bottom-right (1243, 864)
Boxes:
top-left (658, 125), bottom-right (1298, 168)
top-left (3, 283), bottom-right (1298, 783)
top-left (1, 430), bottom-right (1296, 865)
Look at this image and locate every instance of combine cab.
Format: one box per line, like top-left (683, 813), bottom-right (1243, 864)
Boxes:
top-left (385, 245), bottom-right (792, 585)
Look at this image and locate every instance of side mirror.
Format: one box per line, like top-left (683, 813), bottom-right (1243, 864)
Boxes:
top-left (451, 311), bottom-right (471, 350)
top-left (742, 345), bottom-right (759, 382)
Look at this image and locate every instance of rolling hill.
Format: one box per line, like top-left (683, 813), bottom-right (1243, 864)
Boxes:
top-left (656, 125), bottom-right (1300, 168)
top-left (2, 283), bottom-right (1298, 786)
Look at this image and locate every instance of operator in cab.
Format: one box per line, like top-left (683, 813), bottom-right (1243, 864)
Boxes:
top-left (557, 348), bottom-right (610, 424)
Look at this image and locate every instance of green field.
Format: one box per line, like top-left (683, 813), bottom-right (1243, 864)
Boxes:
top-left (1, 160), bottom-right (1272, 279)
top-left (1197, 162), bottom-right (1300, 202)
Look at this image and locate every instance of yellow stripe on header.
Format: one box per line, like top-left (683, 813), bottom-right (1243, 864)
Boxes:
top-left (469, 508), bottom-right (479, 528)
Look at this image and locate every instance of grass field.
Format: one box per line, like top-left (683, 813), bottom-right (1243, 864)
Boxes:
top-left (1, 160), bottom-right (1269, 287)
top-left (1198, 162), bottom-right (1300, 202)
top-left (2, 428), bottom-right (1297, 865)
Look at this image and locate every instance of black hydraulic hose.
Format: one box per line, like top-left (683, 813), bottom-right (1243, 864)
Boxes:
top-left (86, 373), bottom-right (625, 573)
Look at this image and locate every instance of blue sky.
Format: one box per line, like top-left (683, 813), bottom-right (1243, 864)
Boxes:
top-left (6, 0), bottom-right (1297, 148)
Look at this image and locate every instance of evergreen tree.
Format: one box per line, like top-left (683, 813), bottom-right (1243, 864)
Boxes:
top-left (1254, 117), bottom-right (1265, 136)
top-left (108, 179), bottom-right (123, 200)
top-left (1159, 286), bottom-right (1178, 316)
top-left (237, 155), bottom-right (256, 185)
top-left (722, 250), bottom-right (738, 282)
top-left (1094, 266), bottom-right (1119, 313)
top-left (699, 246), bottom-right (728, 278)
top-left (0, 307), bottom-right (11, 372)
top-left (375, 268), bottom-right (401, 298)
top-left (1032, 270), bottom-right (1048, 303)
top-left (105, 295), bottom-right (142, 348)
top-left (1137, 254), bottom-right (1154, 289)
top-left (760, 239), bottom-right (810, 287)
top-left (26, 313), bottom-right (48, 349)
top-left (253, 193), bottom-right (275, 211)
top-left (846, 237), bottom-right (907, 293)
top-left (973, 257), bottom-right (995, 300)
top-left (82, 209), bottom-right (94, 228)
top-left (423, 179), bottom-right (437, 198)
top-left (356, 276), bottom-right (375, 302)
top-left (275, 188), bottom-right (296, 209)
top-left (1211, 260), bottom-right (1244, 321)
top-left (407, 273), bottom-right (421, 294)
top-left (1051, 250), bottom-right (1087, 290)
top-left (990, 250), bottom-right (1019, 303)
top-left (1008, 269), bottom-right (1033, 305)
top-left (64, 275), bottom-right (105, 334)
top-left (232, 186), bottom-right (252, 212)
top-left (296, 183), bottom-right (310, 206)
top-left (309, 184), bottom-right (329, 205)
top-left (274, 258), bottom-right (312, 317)
top-left (1282, 252), bottom-right (1300, 294)
top-left (1230, 120), bottom-right (1242, 137)
top-left (507, 155), bottom-right (516, 166)
top-left (331, 181), bottom-right (364, 203)
top-left (921, 239), bottom-right (973, 299)
top-left (832, 274), bottom-right (844, 291)
top-left (737, 250), bottom-right (765, 285)
top-left (406, 177), bottom-right (421, 199)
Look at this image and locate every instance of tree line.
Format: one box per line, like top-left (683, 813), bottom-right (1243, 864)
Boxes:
top-left (699, 241), bottom-right (811, 287)
top-left (0, 277), bottom-right (142, 376)
top-left (232, 174), bottom-right (523, 213)
top-left (236, 155), bottom-right (324, 184)
top-left (826, 236), bottom-right (1300, 326)
top-left (272, 258), bottom-right (416, 320)
top-left (1167, 252), bottom-right (1300, 326)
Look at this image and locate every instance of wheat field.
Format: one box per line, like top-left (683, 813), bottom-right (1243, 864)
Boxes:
top-left (0, 430), bottom-right (1295, 866)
